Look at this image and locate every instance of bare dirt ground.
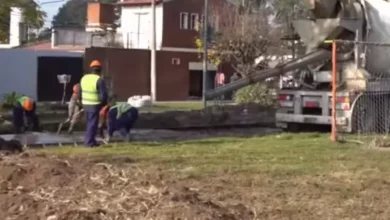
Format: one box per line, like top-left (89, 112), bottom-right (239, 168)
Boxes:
top-left (0, 153), bottom-right (254, 220)
top-left (1, 133), bottom-right (390, 220)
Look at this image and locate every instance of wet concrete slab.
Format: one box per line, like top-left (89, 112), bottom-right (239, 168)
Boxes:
top-left (0, 127), bottom-right (281, 147)
top-left (0, 132), bottom-right (83, 146)
top-left (0, 130), bottom-right (186, 147)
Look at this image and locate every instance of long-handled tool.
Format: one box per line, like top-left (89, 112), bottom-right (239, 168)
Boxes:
top-left (56, 109), bottom-right (84, 135)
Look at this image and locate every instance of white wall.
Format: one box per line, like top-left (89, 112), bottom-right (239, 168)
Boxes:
top-left (120, 4), bottom-right (163, 49)
top-left (0, 49), bottom-right (82, 101)
top-left (0, 7), bottom-right (26, 48)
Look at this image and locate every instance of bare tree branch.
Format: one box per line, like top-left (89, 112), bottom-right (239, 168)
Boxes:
top-left (202, 0), bottom-right (284, 77)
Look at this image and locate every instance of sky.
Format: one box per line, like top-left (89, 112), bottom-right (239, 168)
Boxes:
top-left (37, 0), bottom-right (67, 27)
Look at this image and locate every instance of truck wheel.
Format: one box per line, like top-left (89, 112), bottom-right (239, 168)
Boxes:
top-left (351, 94), bottom-right (387, 134)
top-left (352, 95), bottom-right (372, 133)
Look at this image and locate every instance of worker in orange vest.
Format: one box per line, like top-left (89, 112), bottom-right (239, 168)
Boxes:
top-left (12, 96), bottom-right (40, 133)
top-left (67, 83), bottom-right (82, 134)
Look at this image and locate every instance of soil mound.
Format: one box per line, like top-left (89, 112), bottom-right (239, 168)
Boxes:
top-left (0, 154), bottom-right (253, 220)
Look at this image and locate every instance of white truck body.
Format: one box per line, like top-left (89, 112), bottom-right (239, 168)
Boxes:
top-left (275, 0), bottom-right (390, 132)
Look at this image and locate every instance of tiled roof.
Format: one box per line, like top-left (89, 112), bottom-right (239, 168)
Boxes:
top-left (118, 0), bottom-right (163, 6)
top-left (118, 0), bottom-right (240, 7)
top-left (19, 40), bottom-right (85, 52)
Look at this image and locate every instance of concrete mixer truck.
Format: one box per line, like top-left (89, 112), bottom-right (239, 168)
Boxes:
top-left (205, 0), bottom-right (390, 133)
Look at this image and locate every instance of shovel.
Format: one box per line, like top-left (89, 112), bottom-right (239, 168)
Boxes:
top-left (56, 109), bottom-right (84, 135)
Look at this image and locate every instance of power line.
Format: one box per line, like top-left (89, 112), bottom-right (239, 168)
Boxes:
top-left (39, 0), bottom-right (67, 6)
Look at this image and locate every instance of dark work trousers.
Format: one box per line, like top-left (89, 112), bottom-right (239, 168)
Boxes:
top-left (107, 107), bottom-right (139, 138)
top-left (84, 105), bottom-right (101, 147)
top-left (12, 103), bottom-right (39, 133)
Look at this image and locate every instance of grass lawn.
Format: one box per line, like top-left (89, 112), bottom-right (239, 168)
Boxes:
top-left (39, 132), bottom-right (390, 177)
top-left (128, 101), bottom-right (229, 112)
top-left (146, 101), bottom-right (205, 112)
top-left (7, 132), bottom-right (390, 219)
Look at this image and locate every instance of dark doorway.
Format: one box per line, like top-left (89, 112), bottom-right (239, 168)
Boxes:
top-left (37, 56), bottom-right (83, 101)
top-left (188, 70), bottom-right (216, 98)
top-left (189, 70), bottom-right (202, 97)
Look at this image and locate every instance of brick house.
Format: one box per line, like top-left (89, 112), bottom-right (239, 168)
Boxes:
top-left (119, 0), bottom-right (205, 50)
top-left (113, 0), bottom-right (235, 100)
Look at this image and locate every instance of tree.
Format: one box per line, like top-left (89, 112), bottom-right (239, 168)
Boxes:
top-left (195, 0), bottom-right (280, 77)
top-left (0, 0), bottom-right (46, 43)
top-left (195, 0), bottom-right (309, 76)
top-left (38, 27), bottom-right (52, 38)
top-left (52, 0), bottom-right (88, 27)
top-left (52, 0), bottom-right (120, 28)
top-left (270, 0), bottom-right (310, 35)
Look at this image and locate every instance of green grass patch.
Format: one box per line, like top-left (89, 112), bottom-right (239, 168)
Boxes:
top-left (36, 133), bottom-right (390, 179)
top-left (150, 102), bottom-right (203, 111)
top-left (134, 101), bottom-right (232, 112)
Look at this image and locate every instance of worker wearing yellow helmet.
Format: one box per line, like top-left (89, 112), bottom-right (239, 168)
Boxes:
top-left (79, 60), bottom-right (108, 147)
top-left (12, 96), bottom-right (40, 133)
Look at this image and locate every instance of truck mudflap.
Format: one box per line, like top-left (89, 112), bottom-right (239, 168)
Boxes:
top-left (276, 113), bottom-right (350, 131)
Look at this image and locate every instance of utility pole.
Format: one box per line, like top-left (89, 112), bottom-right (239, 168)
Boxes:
top-left (202, 0), bottom-right (208, 108)
top-left (150, 0), bottom-right (157, 101)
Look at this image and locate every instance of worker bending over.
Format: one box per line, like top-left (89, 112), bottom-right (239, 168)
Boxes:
top-left (80, 60), bottom-right (108, 147)
top-left (13, 96), bottom-right (40, 133)
top-left (99, 103), bottom-right (139, 143)
top-left (67, 84), bottom-right (82, 134)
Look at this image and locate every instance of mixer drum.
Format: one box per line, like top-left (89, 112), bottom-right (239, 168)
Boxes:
top-left (364, 0), bottom-right (390, 76)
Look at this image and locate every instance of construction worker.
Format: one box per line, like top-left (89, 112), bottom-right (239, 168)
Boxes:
top-left (67, 83), bottom-right (82, 134)
top-left (12, 96), bottom-right (40, 133)
top-left (80, 60), bottom-right (108, 147)
top-left (98, 103), bottom-right (139, 143)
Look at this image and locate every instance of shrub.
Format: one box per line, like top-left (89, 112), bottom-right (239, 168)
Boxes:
top-left (233, 82), bottom-right (276, 107)
top-left (2, 92), bottom-right (23, 109)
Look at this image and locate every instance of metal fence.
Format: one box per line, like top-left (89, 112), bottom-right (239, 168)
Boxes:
top-left (55, 29), bottom-right (123, 47)
top-left (55, 29), bottom-right (153, 49)
top-left (330, 40), bottom-right (390, 146)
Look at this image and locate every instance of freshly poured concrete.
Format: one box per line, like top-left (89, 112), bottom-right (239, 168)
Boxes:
top-left (0, 130), bottom-right (186, 147)
top-left (0, 128), bottom-right (280, 147)
top-left (0, 132), bottom-right (84, 145)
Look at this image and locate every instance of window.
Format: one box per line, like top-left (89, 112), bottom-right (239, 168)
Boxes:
top-left (199, 14), bottom-right (219, 32)
top-left (200, 14), bottom-right (205, 25)
top-left (190, 13), bottom-right (199, 30)
top-left (180, 12), bottom-right (189, 29)
top-left (172, 58), bottom-right (181, 65)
